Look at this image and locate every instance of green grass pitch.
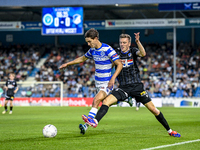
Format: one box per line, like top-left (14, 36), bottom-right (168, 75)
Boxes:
top-left (1, 106), bottom-right (200, 150)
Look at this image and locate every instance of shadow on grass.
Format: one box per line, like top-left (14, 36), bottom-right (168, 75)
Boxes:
top-left (0, 130), bottom-right (111, 144)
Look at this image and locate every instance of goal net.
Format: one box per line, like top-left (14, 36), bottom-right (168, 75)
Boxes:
top-left (0, 81), bottom-right (65, 107)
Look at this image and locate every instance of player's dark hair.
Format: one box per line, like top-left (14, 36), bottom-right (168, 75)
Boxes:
top-left (119, 34), bottom-right (131, 43)
top-left (84, 28), bottom-right (99, 39)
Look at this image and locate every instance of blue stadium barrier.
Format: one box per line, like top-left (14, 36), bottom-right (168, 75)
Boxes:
top-left (194, 87), bottom-right (200, 97)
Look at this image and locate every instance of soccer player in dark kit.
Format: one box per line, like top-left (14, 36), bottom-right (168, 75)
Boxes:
top-left (82, 32), bottom-right (181, 137)
top-left (2, 73), bottom-right (18, 114)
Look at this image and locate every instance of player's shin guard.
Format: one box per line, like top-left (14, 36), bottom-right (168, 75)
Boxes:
top-left (95, 104), bottom-right (109, 122)
top-left (155, 112), bottom-right (170, 131)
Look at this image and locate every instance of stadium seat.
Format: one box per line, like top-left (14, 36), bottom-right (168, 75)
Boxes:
top-left (170, 93), bottom-right (175, 97)
top-left (157, 93), bottom-right (162, 97)
top-left (50, 93), bottom-right (55, 97)
top-left (175, 90), bottom-right (183, 98)
top-left (31, 93), bottom-right (37, 97)
top-left (194, 87), bottom-right (200, 97)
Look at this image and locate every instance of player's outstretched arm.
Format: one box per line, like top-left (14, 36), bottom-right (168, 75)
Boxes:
top-left (134, 32), bottom-right (146, 57)
top-left (59, 55), bottom-right (88, 71)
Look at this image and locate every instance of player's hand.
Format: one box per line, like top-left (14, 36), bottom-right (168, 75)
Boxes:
top-left (134, 32), bottom-right (140, 43)
top-left (107, 79), bottom-right (115, 90)
top-left (59, 63), bottom-right (68, 71)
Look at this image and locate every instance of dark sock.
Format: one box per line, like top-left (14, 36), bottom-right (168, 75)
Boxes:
top-left (10, 106), bottom-right (13, 111)
top-left (5, 106), bottom-right (7, 111)
top-left (95, 105), bottom-right (109, 122)
top-left (136, 102), bottom-right (140, 107)
top-left (155, 112), bottom-right (170, 131)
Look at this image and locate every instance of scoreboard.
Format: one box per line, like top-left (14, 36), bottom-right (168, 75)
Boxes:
top-left (42, 7), bottom-right (83, 35)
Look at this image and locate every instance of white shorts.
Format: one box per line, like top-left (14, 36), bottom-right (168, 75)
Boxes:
top-left (95, 81), bottom-right (113, 95)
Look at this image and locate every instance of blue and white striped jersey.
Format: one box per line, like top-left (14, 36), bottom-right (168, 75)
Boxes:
top-left (84, 43), bottom-right (119, 82)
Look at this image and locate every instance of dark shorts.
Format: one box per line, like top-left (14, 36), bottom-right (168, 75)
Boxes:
top-left (110, 83), bottom-right (151, 105)
top-left (5, 95), bottom-right (15, 101)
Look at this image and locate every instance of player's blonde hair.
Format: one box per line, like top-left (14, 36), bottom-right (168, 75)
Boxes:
top-left (119, 34), bottom-right (131, 43)
top-left (9, 72), bottom-right (15, 77)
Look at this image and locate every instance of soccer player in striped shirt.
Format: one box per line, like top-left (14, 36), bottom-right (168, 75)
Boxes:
top-left (83, 32), bottom-right (181, 137)
top-left (59, 28), bottom-right (123, 134)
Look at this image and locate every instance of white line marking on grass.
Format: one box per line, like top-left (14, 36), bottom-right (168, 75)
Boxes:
top-left (141, 139), bottom-right (200, 150)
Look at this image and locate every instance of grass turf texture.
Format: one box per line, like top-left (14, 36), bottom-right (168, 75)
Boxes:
top-left (1, 107), bottom-right (200, 150)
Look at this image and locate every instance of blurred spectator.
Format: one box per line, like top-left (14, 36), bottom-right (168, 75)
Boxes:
top-left (2, 42), bottom-right (199, 98)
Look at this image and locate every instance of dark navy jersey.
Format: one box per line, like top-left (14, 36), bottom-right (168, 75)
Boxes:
top-left (5, 79), bottom-right (17, 96)
top-left (115, 47), bottom-right (142, 86)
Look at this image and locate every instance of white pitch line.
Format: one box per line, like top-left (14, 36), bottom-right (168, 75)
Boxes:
top-left (141, 139), bottom-right (200, 150)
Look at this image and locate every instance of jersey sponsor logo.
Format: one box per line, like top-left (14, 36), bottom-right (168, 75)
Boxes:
top-left (127, 59), bottom-right (133, 62)
top-left (121, 59), bottom-right (133, 68)
top-left (93, 56), bottom-right (109, 61)
top-left (8, 85), bottom-right (14, 88)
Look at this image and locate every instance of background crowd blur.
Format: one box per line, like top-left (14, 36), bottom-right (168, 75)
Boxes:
top-left (0, 41), bottom-right (199, 98)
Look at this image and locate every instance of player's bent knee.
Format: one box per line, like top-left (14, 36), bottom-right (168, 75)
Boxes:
top-left (92, 99), bottom-right (101, 108)
top-left (102, 95), bottom-right (117, 107)
top-left (152, 108), bottom-right (160, 116)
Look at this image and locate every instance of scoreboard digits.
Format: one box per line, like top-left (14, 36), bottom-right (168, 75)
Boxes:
top-left (42, 7), bottom-right (83, 35)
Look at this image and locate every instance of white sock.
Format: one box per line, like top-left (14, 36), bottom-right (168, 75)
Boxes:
top-left (88, 107), bottom-right (98, 119)
top-left (167, 129), bottom-right (172, 133)
top-left (94, 119), bottom-right (98, 124)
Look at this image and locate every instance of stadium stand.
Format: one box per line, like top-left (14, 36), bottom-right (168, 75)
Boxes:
top-left (0, 42), bottom-right (199, 98)
top-left (32, 42), bottom-right (199, 98)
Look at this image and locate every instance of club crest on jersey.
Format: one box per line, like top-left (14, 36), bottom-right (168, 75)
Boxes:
top-left (100, 51), bottom-right (105, 57)
top-left (128, 53), bottom-right (132, 57)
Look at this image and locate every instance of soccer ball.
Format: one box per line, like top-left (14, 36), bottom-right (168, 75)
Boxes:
top-left (43, 124), bottom-right (57, 138)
